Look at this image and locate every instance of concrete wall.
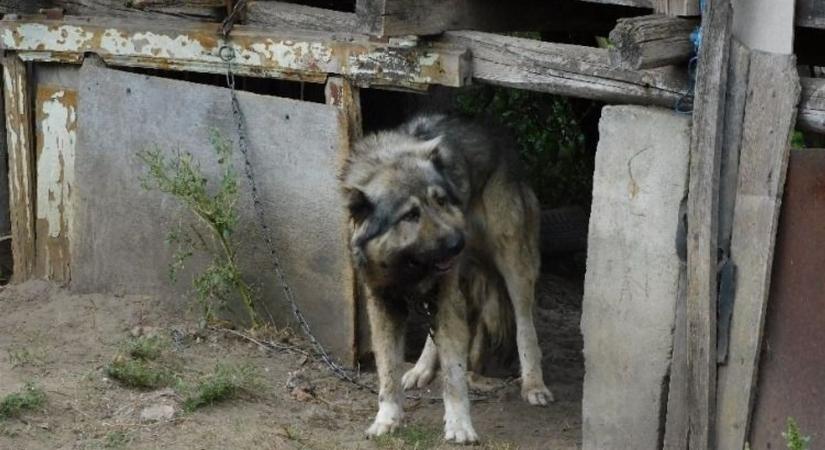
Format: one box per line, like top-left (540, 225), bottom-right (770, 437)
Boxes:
top-left (581, 105), bottom-right (690, 449)
top-left (732, 0), bottom-right (795, 54)
top-left (55, 61), bottom-right (357, 363)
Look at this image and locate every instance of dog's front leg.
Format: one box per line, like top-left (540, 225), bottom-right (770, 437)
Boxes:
top-left (365, 290), bottom-right (405, 438)
top-left (436, 274), bottom-right (479, 444)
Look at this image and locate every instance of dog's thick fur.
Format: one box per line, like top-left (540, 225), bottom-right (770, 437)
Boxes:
top-left (340, 114), bottom-right (552, 444)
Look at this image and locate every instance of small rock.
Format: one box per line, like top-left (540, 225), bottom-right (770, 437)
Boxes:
top-left (139, 404), bottom-right (175, 423)
top-left (286, 370), bottom-right (315, 402)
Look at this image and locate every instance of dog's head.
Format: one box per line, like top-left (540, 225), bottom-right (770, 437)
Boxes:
top-left (340, 131), bottom-right (466, 289)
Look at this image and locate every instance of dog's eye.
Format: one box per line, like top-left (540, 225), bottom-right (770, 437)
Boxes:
top-left (401, 208), bottom-right (420, 223)
top-left (435, 195), bottom-right (447, 207)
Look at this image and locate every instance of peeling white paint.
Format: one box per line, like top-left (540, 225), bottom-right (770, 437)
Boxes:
top-left (37, 90), bottom-right (76, 240)
top-left (0, 20), bottom-right (465, 87)
top-left (100, 29), bottom-right (210, 60)
top-left (1, 24), bottom-right (94, 53)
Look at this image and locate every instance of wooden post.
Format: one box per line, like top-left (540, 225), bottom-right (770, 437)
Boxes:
top-left (714, 50), bottom-right (800, 450)
top-left (798, 77), bottom-right (825, 134)
top-left (2, 55), bottom-right (36, 282)
top-left (685, 0), bottom-right (732, 447)
top-left (325, 76), bottom-right (363, 363)
top-left (608, 15), bottom-right (698, 69)
top-left (654, 0), bottom-right (700, 17)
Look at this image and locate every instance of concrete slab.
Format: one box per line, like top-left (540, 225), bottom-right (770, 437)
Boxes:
top-left (72, 62), bottom-right (355, 363)
top-left (581, 105), bottom-right (690, 450)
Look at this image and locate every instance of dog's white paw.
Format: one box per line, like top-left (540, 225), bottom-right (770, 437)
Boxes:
top-left (444, 417), bottom-right (479, 444)
top-left (366, 418), bottom-right (400, 438)
top-left (366, 403), bottom-right (403, 438)
top-left (402, 364), bottom-right (436, 390)
top-left (521, 382), bottom-right (554, 406)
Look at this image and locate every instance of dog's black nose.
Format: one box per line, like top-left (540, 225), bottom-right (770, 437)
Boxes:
top-left (444, 233), bottom-right (465, 257)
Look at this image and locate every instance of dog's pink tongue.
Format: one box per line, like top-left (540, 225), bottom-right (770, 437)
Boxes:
top-left (435, 259), bottom-right (453, 271)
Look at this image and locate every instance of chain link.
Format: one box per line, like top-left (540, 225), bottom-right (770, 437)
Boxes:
top-left (217, 4), bottom-right (377, 395)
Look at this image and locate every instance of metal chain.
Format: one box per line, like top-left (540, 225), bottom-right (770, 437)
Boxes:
top-left (217, 3), bottom-right (377, 395)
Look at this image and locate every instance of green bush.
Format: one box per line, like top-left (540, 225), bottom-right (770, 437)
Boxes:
top-left (454, 86), bottom-right (592, 208)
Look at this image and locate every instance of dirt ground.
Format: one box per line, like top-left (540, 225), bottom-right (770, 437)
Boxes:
top-left (0, 272), bottom-right (583, 450)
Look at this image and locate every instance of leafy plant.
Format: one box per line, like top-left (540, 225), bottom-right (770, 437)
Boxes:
top-left (0, 382), bottom-right (45, 420)
top-left (454, 86), bottom-right (591, 208)
top-left (139, 130), bottom-right (261, 328)
top-left (783, 417), bottom-right (811, 450)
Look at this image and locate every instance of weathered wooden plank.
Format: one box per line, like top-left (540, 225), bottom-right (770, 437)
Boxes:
top-left (685, 0), bottom-right (732, 447)
top-left (0, 17), bottom-right (470, 89)
top-left (608, 14), bottom-right (697, 69)
top-left (579, 0), bottom-right (652, 8)
top-left (441, 30), bottom-right (689, 108)
top-left (716, 38), bottom-right (750, 259)
top-left (0, 1), bottom-right (51, 13)
top-left (34, 84), bottom-right (76, 282)
top-left (325, 76), bottom-right (362, 363)
top-left (248, 1), bottom-right (358, 33)
top-left (797, 0), bottom-right (825, 29)
top-left (654, 0), bottom-right (699, 16)
top-left (662, 260), bottom-right (688, 450)
top-left (715, 50), bottom-right (800, 450)
top-left (52, 0), bottom-right (222, 21)
top-left (355, 0), bottom-right (631, 37)
top-left (798, 77), bottom-right (825, 134)
top-left (2, 55), bottom-right (36, 282)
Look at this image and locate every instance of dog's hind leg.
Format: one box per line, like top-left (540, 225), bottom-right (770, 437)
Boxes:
top-left (365, 290), bottom-right (406, 438)
top-left (436, 273), bottom-right (479, 444)
top-left (402, 335), bottom-right (438, 390)
top-left (488, 184), bottom-right (554, 406)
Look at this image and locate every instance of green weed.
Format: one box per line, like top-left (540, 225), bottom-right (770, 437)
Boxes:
top-left (0, 382), bottom-right (46, 420)
top-left (181, 363), bottom-right (262, 412)
top-left (139, 129), bottom-right (261, 328)
top-left (783, 417), bottom-right (811, 450)
top-left (105, 356), bottom-right (175, 390)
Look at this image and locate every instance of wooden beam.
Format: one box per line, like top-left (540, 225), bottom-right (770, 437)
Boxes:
top-left (797, 0), bottom-right (825, 29)
top-left (798, 77), bottom-right (825, 134)
top-left (2, 55), bottom-right (36, 282)
top-left (579, 0), bottom-right (652, 9)
top-left (50, 0), bottom-right (222, 21)
top-left (582, 0), bottom-right (824, 29)
top-left (608, 14), bottom-right (698, 69)
top-left (247, 1), bottom-right (358, 33)
top-left (0, 16), bottom-right (470, 89)
top-left (715, 50), bottom-right (800, 450)
top-left (325, 75), bottom-right (363, 365)
top-left (685, 0), bottom-right (732, 447)
top-left (0, 1), bottom-right (51, 14)
top-left (440, 30), bottom-right (689, 107)
top-left (654, 0), bottom-right (699, 16)
top-left (354, 0), bottom-right (635, 37)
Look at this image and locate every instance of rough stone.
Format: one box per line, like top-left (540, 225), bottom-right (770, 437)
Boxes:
top-left (581, 105), bottom-right (690, 450)
top-left (139, 404), bottom-right (175, 422)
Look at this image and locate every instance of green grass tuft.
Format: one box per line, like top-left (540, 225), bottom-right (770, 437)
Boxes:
top-left (106, 356), bottom-right (175, 389)
top-left (0, 382), bottom-right (46, 420)
top-left (182, 363), bottom-right (261, 412)
top-left (372, 425), bottom-right (442, 450)
top-left (123, 335), bottom-right (168, 361)
top-left (783, 417), bottom-right (811, 450)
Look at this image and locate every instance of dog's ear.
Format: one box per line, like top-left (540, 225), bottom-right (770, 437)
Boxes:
top-left (343, 186), bottom-right (373, 223)
top-left (417, 135), bottom-right (444, 169)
